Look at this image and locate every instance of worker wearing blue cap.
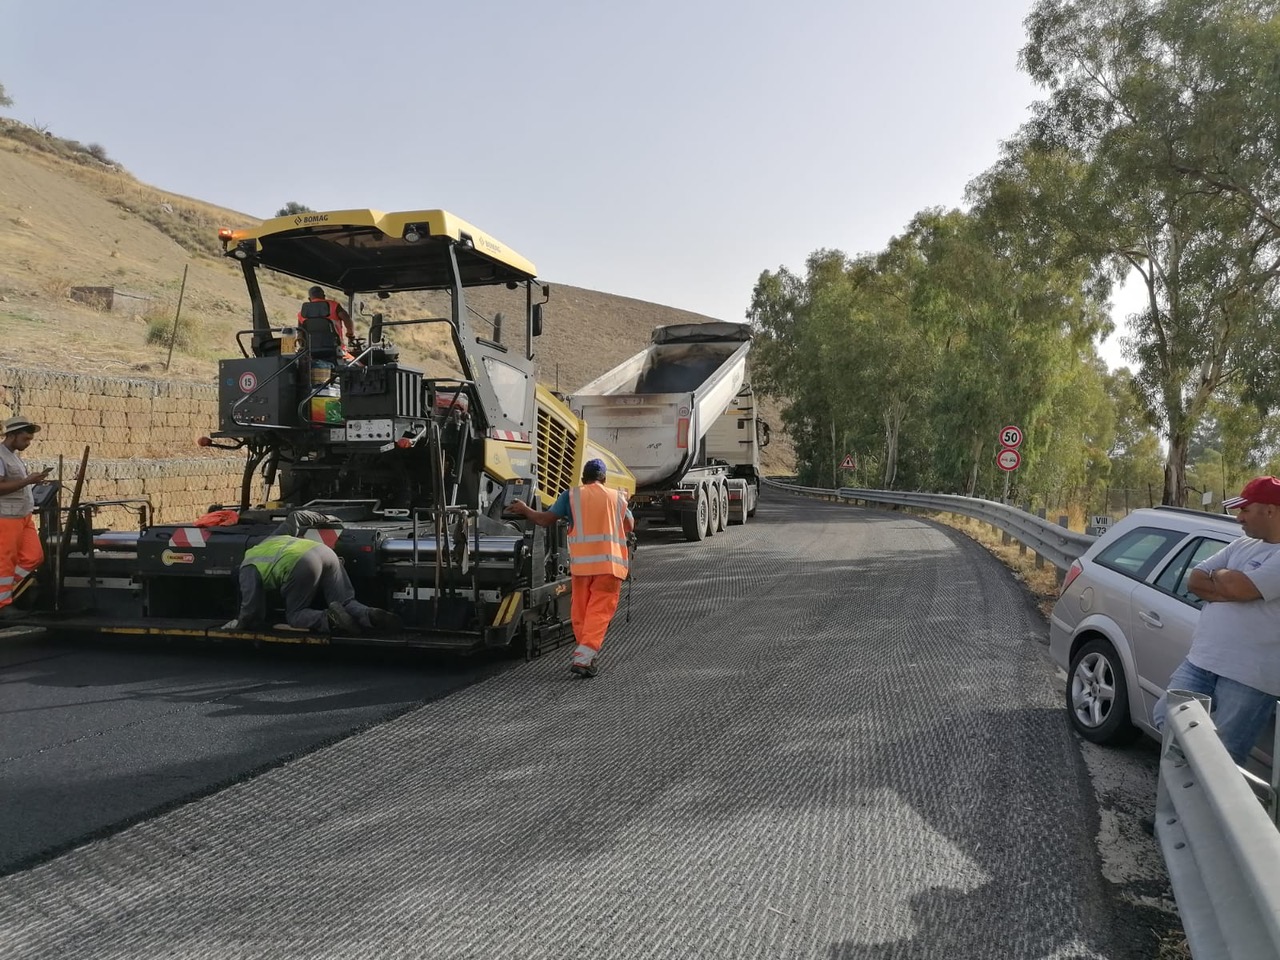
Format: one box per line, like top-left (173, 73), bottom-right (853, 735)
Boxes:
top-left (508, 458), bottom-right (634, 677)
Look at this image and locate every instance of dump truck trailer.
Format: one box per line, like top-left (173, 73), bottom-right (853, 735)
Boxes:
top-left (569, 322), bottom-right (764, 542)
top-left (21, 209), bottom-right (633, 653)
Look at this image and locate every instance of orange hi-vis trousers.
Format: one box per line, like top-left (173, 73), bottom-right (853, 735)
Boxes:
top-left (0, 515), bottom-right (43, 609)
top-left (570, 573), bottom-right (623, 664)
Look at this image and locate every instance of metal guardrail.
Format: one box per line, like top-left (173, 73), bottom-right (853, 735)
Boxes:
top-left (763, 478), bottom-right (1096, 571)
top-left (1156, 693), bottom-right (1280, 958)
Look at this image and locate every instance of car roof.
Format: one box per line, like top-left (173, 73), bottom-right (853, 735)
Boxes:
top-left (1101, 506), bottom-right (1240, 540)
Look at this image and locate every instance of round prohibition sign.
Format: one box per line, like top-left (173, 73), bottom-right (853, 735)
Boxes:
top-left (999, 424), bottom-right (1023, 448)
top-left (996, 447), bottom-right (1022, 472)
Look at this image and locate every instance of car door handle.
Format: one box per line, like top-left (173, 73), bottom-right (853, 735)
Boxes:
top-left (1138, 610), bottom-right (1163, 628)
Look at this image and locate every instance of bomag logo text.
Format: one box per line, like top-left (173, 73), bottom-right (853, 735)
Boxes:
top-left (294, 214), bottom-right (330, 225)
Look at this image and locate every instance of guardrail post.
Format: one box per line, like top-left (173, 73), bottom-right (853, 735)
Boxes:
top-left (1055, 516), bottom-right (1070, 584)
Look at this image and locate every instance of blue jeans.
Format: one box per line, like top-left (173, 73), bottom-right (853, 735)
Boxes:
top-left (1152, 660), bottom-right (1277, 764)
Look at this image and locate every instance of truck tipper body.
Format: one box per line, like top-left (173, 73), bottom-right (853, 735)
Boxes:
top-left (570, 322), bottom-right (764, 541)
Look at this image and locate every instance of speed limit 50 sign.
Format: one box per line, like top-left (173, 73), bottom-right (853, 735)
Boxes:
top-left (999, 425), bottom-right (1023, 448)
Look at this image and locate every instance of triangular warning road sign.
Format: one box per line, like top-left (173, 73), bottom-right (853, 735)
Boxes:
top-left (840, 454), bottom-right (856, 469)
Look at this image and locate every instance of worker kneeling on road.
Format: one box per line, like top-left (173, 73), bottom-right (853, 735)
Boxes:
top-left (222, 511), bottom-right (400, 636)
top-left (509, 459), bottom-right (633, 678)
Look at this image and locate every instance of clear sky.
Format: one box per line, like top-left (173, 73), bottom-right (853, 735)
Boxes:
top-left (1, 0), bottom-right (1129, 366)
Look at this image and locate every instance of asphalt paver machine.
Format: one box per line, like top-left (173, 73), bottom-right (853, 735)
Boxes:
top-left (30, 209), bottom-right (634, 653)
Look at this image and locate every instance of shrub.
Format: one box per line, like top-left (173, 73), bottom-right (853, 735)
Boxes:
top-left (84, 142), bottom-right (112, 165)
top-left (144, 303), bottom-right (197, 350)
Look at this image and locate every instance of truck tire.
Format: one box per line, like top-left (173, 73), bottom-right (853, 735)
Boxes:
top-left (716, 484), bottom-right (729, 532)
top-left (747, 483), bottom-right (759, 518)
top-left (705, 485), bottom-right (717, 537)
top-left (681, 491), bottom-right (708, 542)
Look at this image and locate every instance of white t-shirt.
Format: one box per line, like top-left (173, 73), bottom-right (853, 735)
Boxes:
top-left (0, 444), bottom-right (33, 518)
top-left (1189, 536), bottom-right (1280, 695)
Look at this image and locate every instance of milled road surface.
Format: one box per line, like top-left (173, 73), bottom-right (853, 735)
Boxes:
top-left (0, 492), bottom-right (1167, 958)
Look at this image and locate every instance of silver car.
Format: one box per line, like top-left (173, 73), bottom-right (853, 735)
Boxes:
top-left (1048, 506), bottom-right (1274, 756)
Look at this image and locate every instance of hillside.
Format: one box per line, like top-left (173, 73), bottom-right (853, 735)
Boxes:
top-left (0, 121), bottom-right (793, 474)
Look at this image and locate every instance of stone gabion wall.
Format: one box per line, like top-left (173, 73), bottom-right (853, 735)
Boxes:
top-left (0, 367), bottom-right (232, 461)
top-left (0, 367), bottom-right (245, 525)
top-left (57, 459), bottom-right (246, 527)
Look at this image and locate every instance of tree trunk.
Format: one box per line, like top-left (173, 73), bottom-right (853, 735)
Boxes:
top-left (882, 397), bottom-right (905, 489)
top-left (1163, 431), bottom-right (1190, 507)
top-left (830, 416), bottom-right (837, 489)
top-left (965, 436), bottom-right (983, 498)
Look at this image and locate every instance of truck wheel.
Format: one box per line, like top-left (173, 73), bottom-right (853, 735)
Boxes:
top-left (716, 484), bottom-right (729, 532)
top-left (705, 485), bottom-right (717, 537)
top-left (681, 492), bottom-right (708, 542)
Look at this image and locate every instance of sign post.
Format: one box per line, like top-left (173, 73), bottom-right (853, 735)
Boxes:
top-left (997, 426), bottom-right (1023, 501)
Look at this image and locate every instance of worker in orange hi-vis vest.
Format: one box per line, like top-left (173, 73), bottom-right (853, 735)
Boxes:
top-left (508, 458), bottom-right (634, 677)
top-left (298, 285), bottom-right (357, 362)
top-left (0, 417), bottom-right (51, 618)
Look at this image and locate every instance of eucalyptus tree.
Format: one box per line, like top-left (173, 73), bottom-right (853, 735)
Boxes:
top-left (903, 199), bottom-right (1104, 499)
top-left (750, 251), bottom-right (864, 485)
top-left (1019, 0), bottom-right (1280, 505)
top-left (750, 240), bottom-right (941, 488)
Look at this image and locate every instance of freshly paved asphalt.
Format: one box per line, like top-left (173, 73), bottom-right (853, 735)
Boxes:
top-left (0, 492), bottom-right (1168, 958)
top-left (0, 635), bottom-right (507, 871)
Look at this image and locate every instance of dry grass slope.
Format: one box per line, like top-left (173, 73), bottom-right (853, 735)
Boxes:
top-left (0, 121), bottom-right (793, 474)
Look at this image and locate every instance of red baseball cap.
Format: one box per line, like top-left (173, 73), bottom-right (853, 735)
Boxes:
top-left (1223, 476), bottom-right (1280, 509)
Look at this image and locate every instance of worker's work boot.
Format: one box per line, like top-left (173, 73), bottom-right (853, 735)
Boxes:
top-left (325, 602), bottom-right (359, 635)
top-left (366, 608), bottom-right (403, 633)
top-left (569, 644), bottom-right (599, 678)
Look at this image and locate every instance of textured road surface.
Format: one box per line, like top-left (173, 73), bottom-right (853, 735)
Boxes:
top-left (1, 492), bottom-right (1142, 959)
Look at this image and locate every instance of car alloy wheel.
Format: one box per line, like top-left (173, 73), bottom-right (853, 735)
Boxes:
top-left (1066, 637), bottom-right (1140, 745)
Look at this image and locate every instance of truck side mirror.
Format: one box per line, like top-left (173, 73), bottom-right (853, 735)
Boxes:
top-left (370, 314), bottom-right (384, 343)
top-left (531, 303), bottom-right (543, 338)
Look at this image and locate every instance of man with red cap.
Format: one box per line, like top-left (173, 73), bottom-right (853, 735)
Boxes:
top-left (1153, 475), bottom-right (1280, 763)
top-left (508, 458), bottom-right (634, 677)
